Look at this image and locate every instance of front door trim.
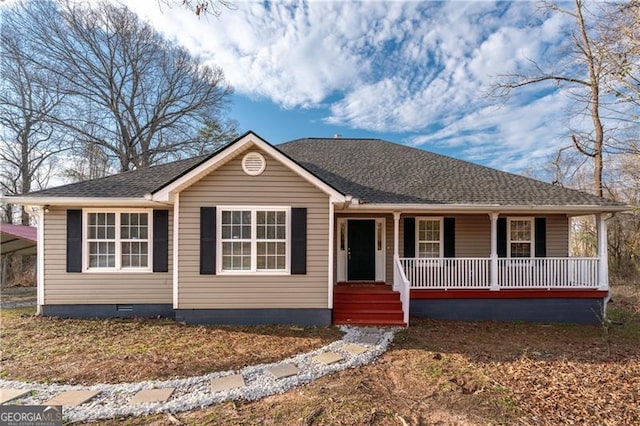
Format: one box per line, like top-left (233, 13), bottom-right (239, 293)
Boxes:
top-left (336, 217), bottom-right (386, 282)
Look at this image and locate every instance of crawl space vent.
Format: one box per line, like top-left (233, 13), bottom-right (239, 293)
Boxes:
top-left (242, 152), bottom-right (266, 176)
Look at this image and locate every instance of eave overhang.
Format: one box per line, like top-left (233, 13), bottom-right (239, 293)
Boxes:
top-left (1, 196), bottom-right (165, 207)
top-left (338, 202), bottom-right (630, 215)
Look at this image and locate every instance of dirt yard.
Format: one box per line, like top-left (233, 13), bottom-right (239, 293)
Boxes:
top-left (90, 283), bottom-right (639, 425)
top-left (0, 308), bottom-right (343, 385)
top-left (3, 283), bottom-right (638, 425)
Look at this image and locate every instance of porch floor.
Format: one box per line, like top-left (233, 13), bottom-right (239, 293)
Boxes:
top-left (333, 282), bottom-right (406, 327)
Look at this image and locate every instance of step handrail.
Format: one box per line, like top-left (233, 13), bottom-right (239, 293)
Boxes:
top-left (394, 254), bottom-right (410, 326)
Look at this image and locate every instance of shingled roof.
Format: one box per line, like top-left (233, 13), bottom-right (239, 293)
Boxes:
top-left (278, 138), bottom-right (622, 207)
top-left (16, 135), bottom-right (622, 208)
top-left (23, 154), bottom-right (209, 198)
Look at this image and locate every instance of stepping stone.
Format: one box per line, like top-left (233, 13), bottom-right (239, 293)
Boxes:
top-left (360, 327), bottom-right (380, 334)
top-left (45, 390), bottom-right (100, 406)
top-left (358, 335), bottom-right (380, 345)
top-left (210, 374), bottom-right (245, 393)
top-left (312, 351), bottom-right (344, 365)
top-left (130, 388), bottom-right (174, 404)
top-left (267, 363), bottom-right (300, 379)
top-left (0, 389), bottom-right (32, 404)
top-left (342, 343), bottom-right (369, 356)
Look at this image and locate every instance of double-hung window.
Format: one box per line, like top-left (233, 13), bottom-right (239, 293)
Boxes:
top-left (508, 218), bottom-right (533, 258)
top-left (219, 207), bottom-right (289, 273)
top-left (85, 210), bottom-right (151, 271)
top-left (416, 217), bottom-right (443, 258)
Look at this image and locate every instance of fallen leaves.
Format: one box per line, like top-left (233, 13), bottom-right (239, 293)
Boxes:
top-left (0, 307), bottom-right (343, 385)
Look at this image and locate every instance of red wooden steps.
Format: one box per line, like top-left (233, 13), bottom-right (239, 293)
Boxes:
top-left (333, 282), bottom-right (406, 326)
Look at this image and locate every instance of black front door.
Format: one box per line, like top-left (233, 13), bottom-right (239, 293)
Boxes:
top-left (347, 220), bottom-right (376, 281)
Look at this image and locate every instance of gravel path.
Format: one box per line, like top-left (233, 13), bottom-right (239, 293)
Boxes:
top-left (0, 326), bottom-right (397, 423)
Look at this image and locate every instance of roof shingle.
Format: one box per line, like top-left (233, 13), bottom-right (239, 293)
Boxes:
top-left (24, 155), bottom-right (208, 198)
top-left (19, 136), bottom-right (622, 208)
top-left (278, 138), bottom-right (621, 207)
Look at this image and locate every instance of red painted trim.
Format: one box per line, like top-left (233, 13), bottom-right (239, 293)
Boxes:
top-left (410, 289), bottom-right (608, 299)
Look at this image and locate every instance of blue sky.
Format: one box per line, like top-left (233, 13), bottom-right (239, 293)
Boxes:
top-left (126, 0), bottom-right (579, 174)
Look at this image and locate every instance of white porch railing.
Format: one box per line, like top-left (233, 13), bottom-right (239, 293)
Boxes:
top-left (393, 255), bottom-right (411, 326)
top-left (400, 258), bottom-right (491, 289)
top-left (497, 257), bottom-right (599, 289)
top-left (400, 257), bottom-right (600, 290)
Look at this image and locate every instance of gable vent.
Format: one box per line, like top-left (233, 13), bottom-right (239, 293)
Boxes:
top-left (242, 151), bottom-right (266, 176)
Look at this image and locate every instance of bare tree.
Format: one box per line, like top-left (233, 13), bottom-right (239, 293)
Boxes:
top-left (197, 117), bottom-right (240, 153)
top-left (6, 0), bottom-right (236, 175)
top-left (601, 1), bottom-right (640, 110)
top-left (168, 0), bottom-right (235, 17)
top-left (0, 14), bottom-right (66, 224)
top-left (493, 0), bottom-right (611, 197)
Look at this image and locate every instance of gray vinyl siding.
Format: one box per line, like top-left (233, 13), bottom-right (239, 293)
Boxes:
top-left (398, 214), bottom-right (568, 258)
top-left (177, 146), bottom-right (330, 309)
top-left (499, 214), bottom-right (569, 258)
top-left (545, 215), bottom-right (569, 257)
top-left (43, 207), bottom-right (173, 305)
top-left (453, 214), bottom-right (491, 257)
top-left (399, 214), bottom-right (491, 258)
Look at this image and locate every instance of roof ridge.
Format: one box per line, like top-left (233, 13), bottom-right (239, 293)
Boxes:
top-left (280, 137), bottom-right (384, 145)
top-left (278, 137), bottom-right (623, 207)
top-left (13, 135), bottom-right (624, 208)
top-left (281, 137), bottom-right (612, 201)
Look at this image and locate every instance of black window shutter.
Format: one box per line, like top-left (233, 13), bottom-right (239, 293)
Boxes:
top-left (403, 217), bottom-right (415, 258)
top-left (200, 207), bottom-right (216, 275)
top-left (497, 217), bottom-right (507, 258)
top-left (153, 210), bottom-right (169, 272)
top-left (535, 217), bottom-right (547, 258)
top-left (291, 207), bottom-right (307, 274)
top-left (66, 209), bottom-right (83, 272)
top-left (443, 217), bottom-right (455, 258)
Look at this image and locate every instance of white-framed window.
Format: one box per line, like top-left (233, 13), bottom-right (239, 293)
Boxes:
top-left (508, 217), bottom-right (534, 258)
top-left (416, 217), bottom-right (443, 258)
top-left (84, 209), bottom-right (152, 272)
top-left (218, 206), bottom-right (290, 274)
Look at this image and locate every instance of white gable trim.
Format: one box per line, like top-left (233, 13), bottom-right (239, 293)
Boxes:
top-left (152, 133), bottom-right (345, 203)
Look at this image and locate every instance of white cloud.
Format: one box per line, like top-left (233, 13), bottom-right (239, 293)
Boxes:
top-left (126, 1), bottom-right (394, 108)
top-left (409, 90), bottom-right (575, 171)
top-left (122, 0), bottom-right (586, 171)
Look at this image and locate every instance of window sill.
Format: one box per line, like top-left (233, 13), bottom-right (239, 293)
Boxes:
top-left (217, 271), bottom-right (291, 276)
top-left (82, 268), bottom-right (154, 274)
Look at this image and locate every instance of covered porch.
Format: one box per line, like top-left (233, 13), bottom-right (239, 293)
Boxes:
top-left (333, 210), bottom-right (612, 326)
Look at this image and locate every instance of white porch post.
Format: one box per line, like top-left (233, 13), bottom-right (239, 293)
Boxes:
top-left (36, 207), bottom-right (45, 315)
top-left (328, 202), bottom-right (335, 308)
top-left (172, 193), bottom-right (180, 309)
top-left (490, 212), bottom-right (499, 291)
top-left (393, 212), bottom-right (400, 291)
top-left (393, 212), bottom-right (400, 259)
top-left (597, 213), bottom-right (609, 291)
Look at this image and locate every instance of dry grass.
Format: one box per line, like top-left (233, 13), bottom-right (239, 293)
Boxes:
top-left (4, 281), bottom-right (639, 424)
top-left (89, 283), bottom-right (640, 425)
top-left (0, 308), bottom-right (343, 385)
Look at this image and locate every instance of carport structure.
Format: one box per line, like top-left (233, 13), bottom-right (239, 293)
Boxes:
top-left (1, 223), bottom-right (37, 256)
